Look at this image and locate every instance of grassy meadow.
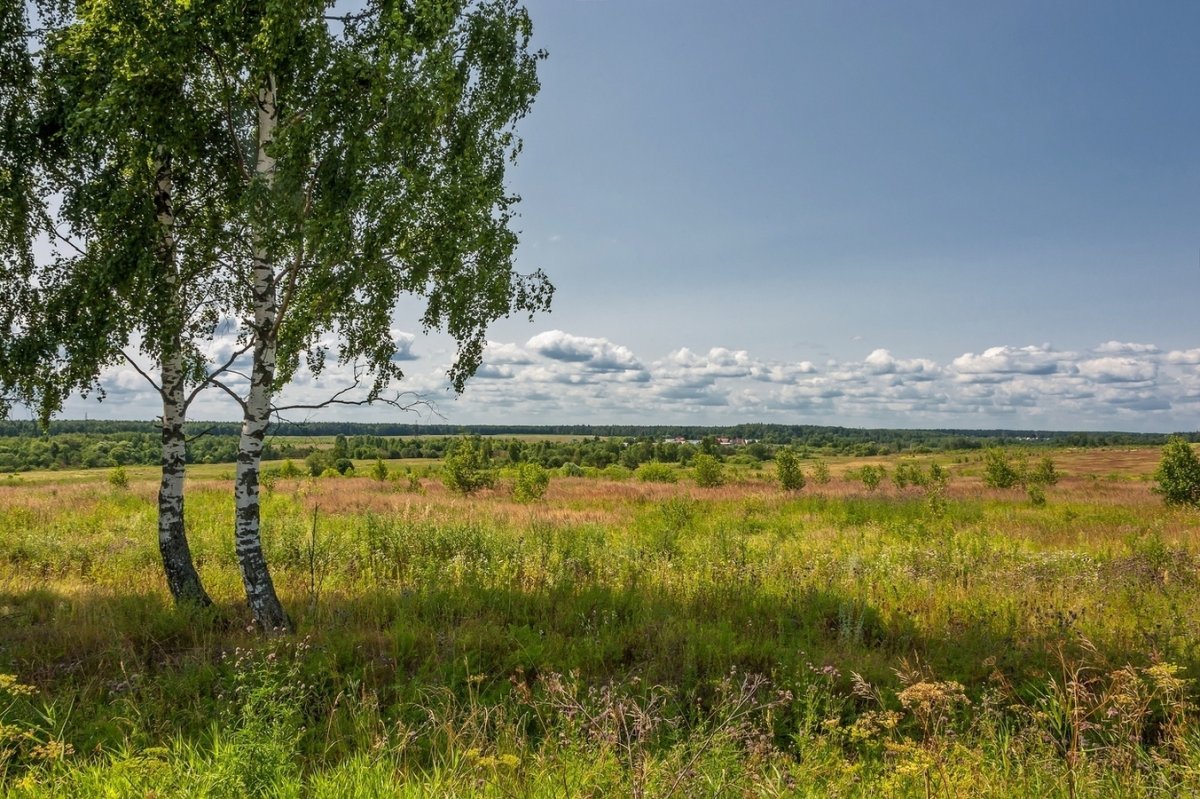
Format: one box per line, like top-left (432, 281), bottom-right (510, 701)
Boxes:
top-left (2, 447), bottom-right (1199, 796)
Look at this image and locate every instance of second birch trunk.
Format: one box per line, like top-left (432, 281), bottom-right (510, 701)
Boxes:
top-left (235, 73), bottom-right (291, 632)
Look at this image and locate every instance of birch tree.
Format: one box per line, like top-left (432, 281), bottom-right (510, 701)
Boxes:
top-left (202, 0), bottom-right (552, 630)
top-left (0, 0), bottom-right (243, 606)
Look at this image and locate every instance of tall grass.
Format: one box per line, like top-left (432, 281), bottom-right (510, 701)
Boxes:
top-left (2, 450), bottom-right (1199, 795)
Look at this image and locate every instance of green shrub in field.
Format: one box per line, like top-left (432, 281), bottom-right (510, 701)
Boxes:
top-left (108, 466), bottom-right (129, 490)
top-left (442, 438), bottom-right (496, 494)
top-left (854, 464), bottom-right (885, 491)
top-left (1030, 456), bottom-right (1059, 486)
top-left (636, 461), bottom-right (677, 483)
top-left (368, 458), bottom-right (389, 482)
top-left (691, 454), bottom-right (725, 487)
top-left (319, 467), bottom-right (340, 479)
top-left (559, 462), bottom-right (585, 478)
top-left (305, 449), bottom-right (334, 477)
top-left (983, 448), bottom-right (1021, 489)
top-left (601, 464), bottom-right (633, 481)
top-left (774, 449), bottom-right (805, 491)
top-left (513, 462), bottom-right (550, 503)
top-left (810, 459), bottom-right (831, 485)
top-left (278, 459), bottom-right (303, 479)
top-left (1153, 437), bottom-right (1200, 506)
top-left (891, 460), bottom-right (925, 489)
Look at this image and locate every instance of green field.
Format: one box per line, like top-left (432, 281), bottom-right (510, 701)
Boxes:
top-left (2, 446), bottom-right (1199, 796)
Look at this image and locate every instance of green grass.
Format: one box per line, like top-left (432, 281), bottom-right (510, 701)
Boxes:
top-left (2, 453), bottom-right (1200, 795)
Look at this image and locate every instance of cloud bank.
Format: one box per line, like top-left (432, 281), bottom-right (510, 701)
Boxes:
top-left (58, 332), bottom-right (1200, 432)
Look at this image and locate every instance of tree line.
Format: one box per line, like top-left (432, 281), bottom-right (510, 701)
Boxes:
top-left (0, 423), bottom-right (1192, 474)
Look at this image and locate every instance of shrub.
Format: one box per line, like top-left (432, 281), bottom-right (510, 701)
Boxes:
top-left (319, 467), bottom-right (340, 478)
top-left (636, 461), bottom-right (677, 483)
top-left (775, 449), bottom-right (805, 491)
top-left (368, 458), bottom-right (389, 482)
top-left (1030, 456), bottom-right (1059, 487)
top-left (559, 462), bottom-right (585, 478)
top-left (691, 454), bottom-right (725, 488)
top-left (810, 460), bottom-right (831, 485)
top-left (333, 457), bottom-right (355, 475)
top-left (278, 459), bottom-right (303, 479)
top-left (305, 449), bottom-right (334, 477)
top-left (1153, 437), bottom-right (1200, 506)
top-left (442, 438), bottom-right (496, 495)
top-left (601, 464), bottom-right (633, 481)
top-left (982, 448), bottom-right (1021, 489)
top-left (856, 464), bottom-right (885, 491)
top-left (892, 460), bottom-right (925, 489)
top-left (513, 462), bottom-right (550, 503)
top-left (108, 466), bottom-right (129, 490)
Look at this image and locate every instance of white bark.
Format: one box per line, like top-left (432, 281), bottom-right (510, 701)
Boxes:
top-left (235, 73), bottom-right (290, 632)
top-left (154, 150), bottom-right (210, 606)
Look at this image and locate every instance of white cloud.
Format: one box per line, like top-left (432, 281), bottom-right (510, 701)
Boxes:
top-left (1077, 357), bottom-right (1157, 383)
top-left (389, 331), bottom-right (418, 361)
top-left (483, 340), bottom-right (535, 365)
top-left (526, 329), bottom-right (643, 372)
top-left (951, 345), bottom-right (1065, 378)
top-left (1094, 341), bottom-right (1159, 355)
top-left (1167, 348), bottom-right (1200, 365)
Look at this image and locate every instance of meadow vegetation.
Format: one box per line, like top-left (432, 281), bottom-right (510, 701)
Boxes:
top-left (1, 446), bottom-right (1199, 796)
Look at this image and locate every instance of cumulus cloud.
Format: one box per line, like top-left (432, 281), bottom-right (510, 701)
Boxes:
top-left (483, 340), bottom-right (535, 365)
top-left (1167, 349), bottom-right (1200, 365)
top-left (952, 345), bottom-right (1065, 378)
top-left (390, 331), bottom-right (418, 361)
top-left (1094, 341), bottom-right (1159, 355)
top-left (526, 330), bottom-right (643, 372)
top-left (1077, 357), bottom-right (1157, 383)
top-left (863, 349), bottom-right (939, 378)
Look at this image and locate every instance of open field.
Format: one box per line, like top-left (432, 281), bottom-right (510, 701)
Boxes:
top-left (2, 446), bottom-right (1199, 796)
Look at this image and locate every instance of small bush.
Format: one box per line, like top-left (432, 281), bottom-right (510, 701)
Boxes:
top-left (108, 466), bottom-right (129, 490)
top-left (636, 461), bottom-right (677, 483)
top-left (983, 448), bottom-right (1021, 489)
top-left (442, 438), bottom-right (496, 495)
top-left (601, 464), bottom-right (633, 481)
top-left (1153, 437), bottom-right (1200, 506)
top-left (810, 460), bottom-right (831, 485)
top-left (854, 464), bottom-right (885, 491)
top-left (1030, 456), bottom-right (1059, 487)
top-left (368, 458), bottom-right (389, 482)
top-left (559, 462), bottom-right (585, 478)
top-left (319, 467), bottom-right (340, 479)
top-left (775, 449), bottom-right (805, 491)
top-left (691, 454), bottom-right (725, 488)
top-left (278, 459), bottom-right (303, 479)
top-left (513, 462), bottom-right (551, 503)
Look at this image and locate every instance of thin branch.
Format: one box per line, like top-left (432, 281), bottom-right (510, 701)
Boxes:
top-left (49, 226), bottom-right (87, 257)
top-left (184, 425), bottom-right (219, 444)
top-left (271, 383), bottom-right (438, 418)
top-left (322, 11), bottom-right (375, 23)
top-left (270, 157), bottom-right (322, 342)
top-left (208, 377), bottom-right (248, 414)
top-left (120, 351), bottom-right (163, 395)
top-left (183, 339), bottom-right (255, 410)
top-left (201, 43), bottom-right (251, 185)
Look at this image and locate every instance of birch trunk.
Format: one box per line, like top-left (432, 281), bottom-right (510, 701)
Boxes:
top-left (235, 73), bottom-right (291, 632)
top-left (153, 151), bottom-right (211, 607)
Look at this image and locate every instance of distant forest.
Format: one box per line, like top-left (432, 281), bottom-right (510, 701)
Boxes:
top-left (0, 419), bottom-right (1193, 473)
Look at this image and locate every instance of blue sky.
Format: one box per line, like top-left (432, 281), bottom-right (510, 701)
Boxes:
top-left (66, 0), bottom-right (1200, 431)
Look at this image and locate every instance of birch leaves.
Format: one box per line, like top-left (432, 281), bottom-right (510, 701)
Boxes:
top-left (1, 0), bottom-right (551, 629)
